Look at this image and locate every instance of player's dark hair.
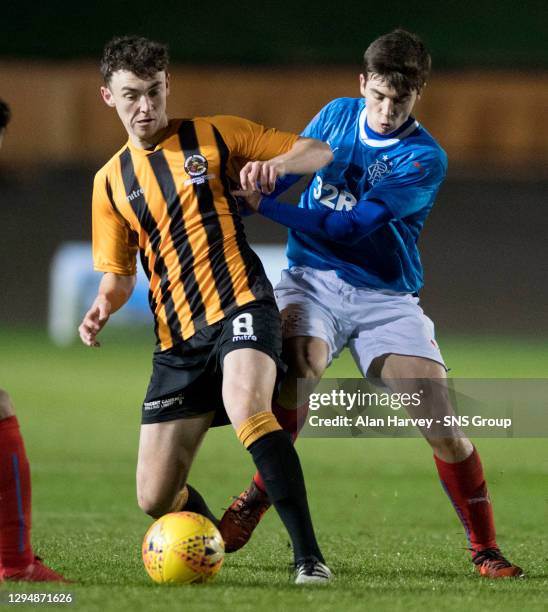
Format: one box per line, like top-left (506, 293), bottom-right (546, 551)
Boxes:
top-left (0, 99), bottom-right (11, 129)
top-left (363, 29), bottom-right (431, 93)
top-left (100, 35), bottom-right (169, 84)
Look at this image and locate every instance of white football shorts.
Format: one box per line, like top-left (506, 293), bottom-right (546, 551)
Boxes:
top-left (274, 266), bottom-right (446, 376)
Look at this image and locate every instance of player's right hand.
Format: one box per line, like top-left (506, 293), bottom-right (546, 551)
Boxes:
top-left (78, 296), bottom-right (112, 347)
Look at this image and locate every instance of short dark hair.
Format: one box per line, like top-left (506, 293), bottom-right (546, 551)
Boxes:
top-left (363, 29), bottom-right (431, 93)
top-left (0, 99), bottom-right (11, 130)
top-left (100, 35), bottom-right (169, 84)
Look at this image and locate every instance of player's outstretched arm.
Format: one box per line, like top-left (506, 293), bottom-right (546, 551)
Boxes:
top-left (78, 272), bottom-right (136, 347)
top-left (232, 191), bottom-right (391, 243)
top-left (240, 138), bottom-right (332, 194)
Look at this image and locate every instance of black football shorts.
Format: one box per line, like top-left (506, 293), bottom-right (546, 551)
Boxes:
top-left (141, 299), bottom-right (284, 426)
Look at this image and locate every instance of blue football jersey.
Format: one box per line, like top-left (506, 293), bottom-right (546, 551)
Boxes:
top-left (282, 97), bottom-right (447, 292)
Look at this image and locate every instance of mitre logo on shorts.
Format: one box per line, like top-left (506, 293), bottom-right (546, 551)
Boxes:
top-left (232, 313), bottom-right (257, 342)
top-left (232, 334), bottom-right (257, 342)
top-left (367, 156), bottom-right (393, 186)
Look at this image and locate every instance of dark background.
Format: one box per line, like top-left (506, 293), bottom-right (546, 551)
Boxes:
top-left (2, 0), bottom-right (547, 68)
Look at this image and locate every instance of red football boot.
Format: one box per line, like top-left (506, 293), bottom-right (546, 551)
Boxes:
top-left (3, 557), bottom-right (70, 582)
top-left (472, 548), bottom-right (524, 578)
top-left (219, 481), bottom-right (271, 552)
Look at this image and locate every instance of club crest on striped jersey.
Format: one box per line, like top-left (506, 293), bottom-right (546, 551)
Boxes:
top-left (185, 154), bottom-right (208, 177)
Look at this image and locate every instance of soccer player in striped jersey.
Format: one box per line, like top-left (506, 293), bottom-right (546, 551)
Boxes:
top-left (78, 36), bottom-right (332, 583)
top-left (221, 29), bottom-right (523, 579)
top-left (0, 100), bottom-right (68, 582)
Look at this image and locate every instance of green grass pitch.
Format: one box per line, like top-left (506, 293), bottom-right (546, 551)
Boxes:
top-left (0, 327), bottom-right (546, 611)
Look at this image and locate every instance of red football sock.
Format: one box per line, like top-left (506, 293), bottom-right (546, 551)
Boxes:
top-left (434, 446), bottom-right (497, 553)
top-left (253, 401), bottom-right (309, 494)
top-left (0, 416), bottom-right (34, 570)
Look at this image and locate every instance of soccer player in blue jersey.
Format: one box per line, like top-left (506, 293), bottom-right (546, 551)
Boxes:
top-left (219, 29), bottom-right (523, 578)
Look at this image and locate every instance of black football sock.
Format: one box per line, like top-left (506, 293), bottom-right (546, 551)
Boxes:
top-left (247, 430), bottom-right (324, 563)
top-left (184, 484), bottom-right (219, 527)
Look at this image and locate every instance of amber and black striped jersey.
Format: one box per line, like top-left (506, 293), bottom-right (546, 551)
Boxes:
top-left (92, 115), bottom-right (298, 350)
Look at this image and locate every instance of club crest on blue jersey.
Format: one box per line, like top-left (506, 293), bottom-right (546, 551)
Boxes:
top-left (367, 156), bottom-right (393, 186)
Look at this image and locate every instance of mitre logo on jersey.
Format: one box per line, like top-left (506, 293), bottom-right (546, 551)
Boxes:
top-left (127, 187), bottom-right (144, 202)
top-left (185, 154), bottom-right (208, 177)
top-left (367, 155), bottom-right (393, 186)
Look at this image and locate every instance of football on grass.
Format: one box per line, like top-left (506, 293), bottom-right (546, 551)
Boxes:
top-left (142, 512), bottom-right (225, 584)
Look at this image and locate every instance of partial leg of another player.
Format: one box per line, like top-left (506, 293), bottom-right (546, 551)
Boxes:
top-left (219, 336), bottom-right (328, 553)
top-left (0, 390), bottom-right (68, 582)
top-left (373, 353), bottom-right (523, 578)
top-left (222, 347), bottom-right (331, 584)
top-left (136, 412), bottom-right (218, 525)
top-left (251, 335), bottom-right (328, 488)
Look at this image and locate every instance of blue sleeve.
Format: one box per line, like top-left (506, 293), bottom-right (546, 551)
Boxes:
top-left (369, 154), bottom-right (447, 219)
top-left (300, 106), bottom-right (326, 140)
top-left (271, 173), bottom-right (303, 197)
top-left (259, 196), bottom-right (391, 244)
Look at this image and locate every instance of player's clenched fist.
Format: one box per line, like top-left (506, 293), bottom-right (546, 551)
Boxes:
top-left (239, 159), bottom-right (285, 194)
top-left (78, 296), bottom-right (112, 347)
